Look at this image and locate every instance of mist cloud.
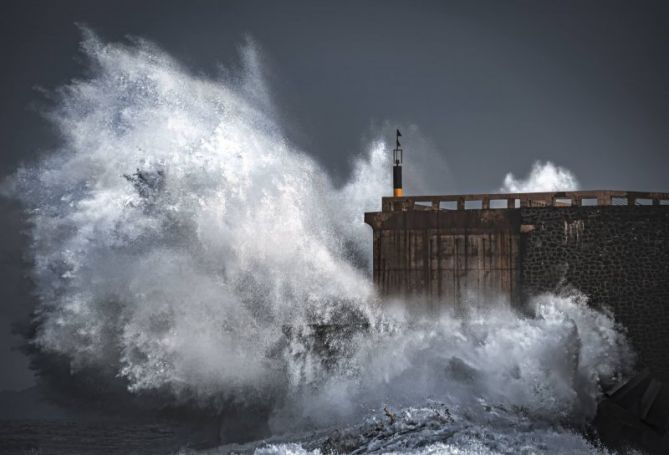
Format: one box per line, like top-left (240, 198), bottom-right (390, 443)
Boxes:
top-left (500, 161), bottom-right (579, 193)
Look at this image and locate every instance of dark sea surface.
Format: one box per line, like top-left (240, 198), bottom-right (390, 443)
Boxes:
top-left (0, 419), bottom-right (220, 455)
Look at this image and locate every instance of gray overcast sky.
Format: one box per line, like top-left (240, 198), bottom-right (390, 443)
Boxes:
top-left (1, 0), bottom-right (668, 390)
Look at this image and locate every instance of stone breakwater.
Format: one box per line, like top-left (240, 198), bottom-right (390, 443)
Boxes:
top-left (365, 193), bottom-right (669, 383)
top-left (520, 205), bottom-right (669, 382)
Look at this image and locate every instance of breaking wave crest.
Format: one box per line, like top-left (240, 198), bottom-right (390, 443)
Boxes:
top-left (195, 293), bottom-right (634, 453)
top-left (278, 292), bottom-right (633, 428)
top-left (5, 30), bottom-right (386, 401)
top-left (3, 31), bottom-right (634, 452)
top-left (500, 161), bottom-right (579, 193)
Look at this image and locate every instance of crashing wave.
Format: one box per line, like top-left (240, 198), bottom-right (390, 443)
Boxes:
top-left (3, 30), bottom-right (634, 453)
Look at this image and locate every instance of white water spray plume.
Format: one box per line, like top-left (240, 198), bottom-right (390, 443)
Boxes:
top-left (3, 31), bottom-right (633, 453)
top-left (500, 161), bottom-right (579, 193)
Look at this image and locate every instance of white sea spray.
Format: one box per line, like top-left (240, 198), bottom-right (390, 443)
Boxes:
top-left (3, 31), bottom-right (634, 454)
top-left (500, 161), bottom-right (579, 193)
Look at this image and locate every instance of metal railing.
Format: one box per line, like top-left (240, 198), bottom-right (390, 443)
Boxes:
top-left (381, 190), bottom-right (669, 212)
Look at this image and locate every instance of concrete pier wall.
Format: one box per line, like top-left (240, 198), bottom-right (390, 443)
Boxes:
top-left (366, 210), bottom-right (521, 307)
top-left (365, 190), bottom-right (669, 381)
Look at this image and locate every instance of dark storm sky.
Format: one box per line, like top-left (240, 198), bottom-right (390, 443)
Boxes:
top-left (1, 0), bottom-right (668, 390)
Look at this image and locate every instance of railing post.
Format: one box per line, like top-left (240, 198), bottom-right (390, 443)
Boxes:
top-left (457, 198), bottom-right (465, 210)
top-left (597, 195), bottom-right (610, 206)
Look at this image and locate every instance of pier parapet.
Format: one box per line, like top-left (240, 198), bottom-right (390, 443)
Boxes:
top-left (379, 189), bottom-right (669, 212)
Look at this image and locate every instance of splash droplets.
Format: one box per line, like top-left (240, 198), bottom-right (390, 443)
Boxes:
top-left (5, 31), bottom-right (634, 453)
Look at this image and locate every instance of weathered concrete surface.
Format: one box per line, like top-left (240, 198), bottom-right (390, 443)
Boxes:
top-left (365, 210), bottom-right (521, 308)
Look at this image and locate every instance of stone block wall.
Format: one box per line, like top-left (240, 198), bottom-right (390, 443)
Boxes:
top-left (520, 206), bottom-right (669, 382)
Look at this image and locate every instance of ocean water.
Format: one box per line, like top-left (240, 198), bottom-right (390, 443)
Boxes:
top-left (1, 30), bottom-right (633, 454)
top-left (0, 420), bottom-right (195, 455)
